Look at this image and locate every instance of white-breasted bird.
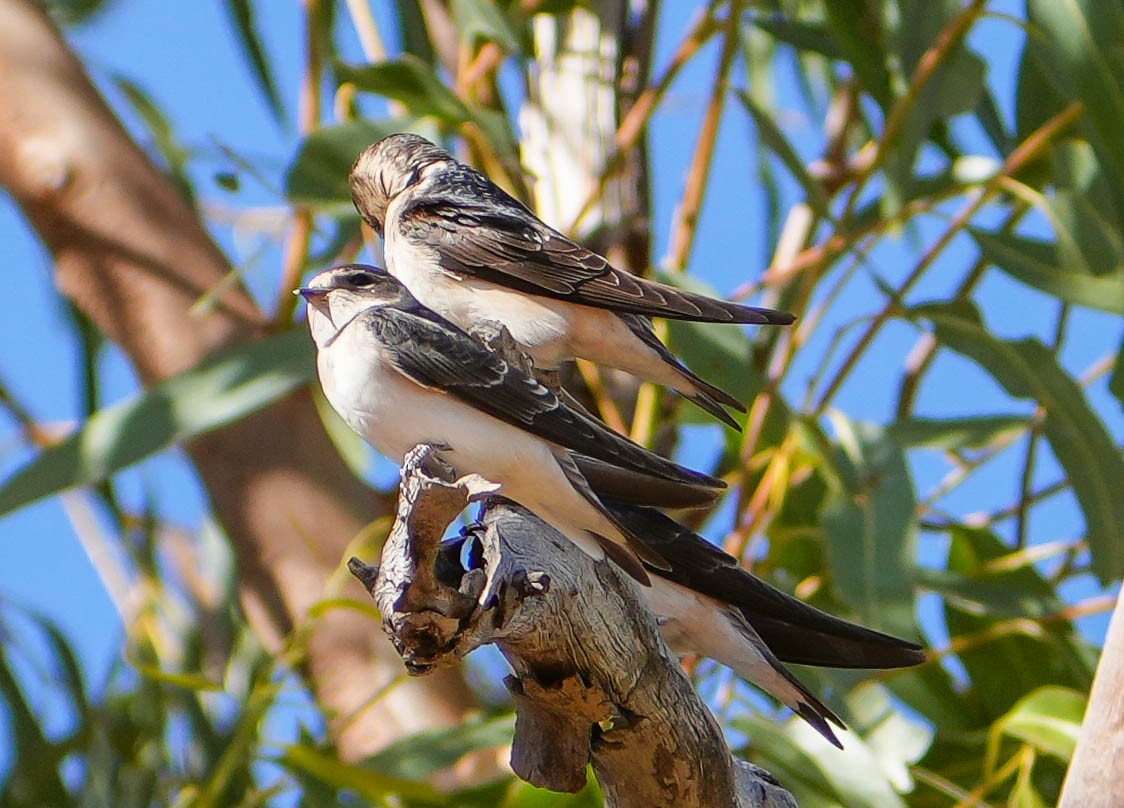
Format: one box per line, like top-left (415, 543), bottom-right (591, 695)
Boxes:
top-left (300, 264), bottom-right (924, 748)
top-left (299, 263), bottom-right (721, 583)
top-left (349, 133), bottom-right (796, 430)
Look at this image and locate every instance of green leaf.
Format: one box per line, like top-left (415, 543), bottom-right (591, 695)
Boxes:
top-left (915, 302), bottom-right (1124, 581)
top-left (941, 526), bottom-right (1096, 722)
top-left (987, 686), bottom-right (1085, 766)
top-left (747, 15), bottom-right (841, 59)
top-left (1027, 0), bottom-right (1124, 214)
top-left (39, 0), bottom-right (116, 26)
top-left (279, 743), bottom-right (447, 804)
top-left (131, 663), bottom-right (225, 692)
top-left (735, 715), bottom-right (908, 808)
top-left (395, 0), bottom-right (435, 65)
top-left (972, 228), bottom-right (1124, 314)
top-left (0, 329), bottom-right (314, 520)
top-left (220, 0), bottom-right (286, 126)
top-left (1111, 336), bottom-right (1124, 411)
top-left (285, 117), bottom-right (417, 210)
top-left (886, 415), bottom-right (1028, 451)
top-left (883, 46), bottom-right (985, 214)
top-left (735, 89), bottom-right (832, 219)
top-left (451, 0), bottom-right (521, 52)
top-left (364, 714), bottom-right (514, 780)
top-left (820, 416), bottom-right (918, 638)
top-left (822, 0), bottom-right (893, 110)
top-left (338, 56), bottom-right (471, 123)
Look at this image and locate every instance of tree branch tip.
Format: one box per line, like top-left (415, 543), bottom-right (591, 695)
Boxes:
top-left (347, 556), bottom-right (379, 592)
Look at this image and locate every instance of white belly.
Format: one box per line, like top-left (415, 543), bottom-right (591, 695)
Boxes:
top-left (316, 324), bottom-right (620, 559)
top-left (385, 245), bottom-right (574, 366)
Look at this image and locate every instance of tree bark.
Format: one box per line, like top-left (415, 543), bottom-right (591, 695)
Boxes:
top-left (0, 0), bottom-right (474, 759)
top-left (1059, 593), bottom-right (1124, 807)
top-left (359, 443), bottom-right (797, 807)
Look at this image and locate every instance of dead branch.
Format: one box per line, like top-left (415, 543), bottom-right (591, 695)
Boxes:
top-left (352, 444), bottom-right (797, 807)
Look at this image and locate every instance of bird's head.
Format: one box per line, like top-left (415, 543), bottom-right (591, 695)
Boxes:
top-left (297, 264), bottom-right (407, 347)
top-left (349, 133), bottom-right (454, 237)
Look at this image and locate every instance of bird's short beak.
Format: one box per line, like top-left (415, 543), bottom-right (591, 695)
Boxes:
top-left (296, 286), bottom-right (331, 315)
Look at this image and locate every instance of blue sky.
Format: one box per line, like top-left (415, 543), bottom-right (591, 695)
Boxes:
top-left (1, 0), bottom-right (1121, 784)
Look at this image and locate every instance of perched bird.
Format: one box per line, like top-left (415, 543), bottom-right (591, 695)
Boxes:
top-left (300, 264), bottom-right (924, 748)
top-left (349, 133), bottom-right (796, 430)
top-left (298, 263), bottom-right (722, 583)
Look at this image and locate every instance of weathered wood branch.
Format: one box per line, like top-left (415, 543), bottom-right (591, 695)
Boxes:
top-left (352, 444), bottom-right (796, 807)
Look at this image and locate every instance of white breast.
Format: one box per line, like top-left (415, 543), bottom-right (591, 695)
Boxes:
top-left (383, 213), bottom-right (576, 367)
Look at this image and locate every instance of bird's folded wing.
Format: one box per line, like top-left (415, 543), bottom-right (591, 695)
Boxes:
top-left (365, 306), bottom-right (723, 490)
top-left (607, 503), bottom-right (926, 670)
top-left (397, 171), bottom-right (793, 324)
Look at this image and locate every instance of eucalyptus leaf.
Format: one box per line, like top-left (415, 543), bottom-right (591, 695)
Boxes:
top-left (886, 415), bottom-right (1028, 451)
top-left (915, 302), bottom-right (1124, 581)
top-left (987, 685), bottom-right (1085, 766)
top-left (285, 118), bottom-right (415, 209)
top-left (451, 0), bottom-right (521, 52)
top-left (820, 416), bottom-right (918, 638)
top-left (279, 743), bottom-right (446, 804)
top-left (747, 15), bottom-right (841, 59)
top-left (0, 330), bottom-right (314, 520)
top-left (971, 228), bottom-right (1124, 313)
top-left (220, 0), bottom-right (285, 126)
top-left (1027, 0), bottom-right (1124, 215)
top-left (362, 714), bottom-right (515, 781)
top-left (338, 56), bottom-right (470, 123)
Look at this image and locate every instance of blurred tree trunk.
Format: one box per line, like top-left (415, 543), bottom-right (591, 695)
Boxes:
top-left (0, 0), bottom-right (475, 761)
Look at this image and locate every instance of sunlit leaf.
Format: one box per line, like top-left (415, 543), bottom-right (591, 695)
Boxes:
top-left (987, 686), bottom-right (1085, 768)
top-left (915, 302), bottom-right (1124, 581)
top-left (736, 715), bottom-right (908, 808)
top-left (131, 662), bottom-right (225, 692)
top-left (886, 414), bottom-right (1028, 451)
top-left (820, 415), bottom-right (918, 638)
top-left (0, 330), bottom-right (314, 520)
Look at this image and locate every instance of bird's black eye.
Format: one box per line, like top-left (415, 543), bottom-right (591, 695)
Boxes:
top-left (341, 271), bottom-right (376, 288)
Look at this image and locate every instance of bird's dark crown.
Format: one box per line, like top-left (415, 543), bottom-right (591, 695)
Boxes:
top-left (350, 133), bottom-right (454, 235)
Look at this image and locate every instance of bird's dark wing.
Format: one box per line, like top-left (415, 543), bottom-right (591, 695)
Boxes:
top-left (607, 504), bottom-right (926, 670)
top-left (396, 167), bottom-right (795, 325)
top-left (366, 305), bottom-right (723, 490)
